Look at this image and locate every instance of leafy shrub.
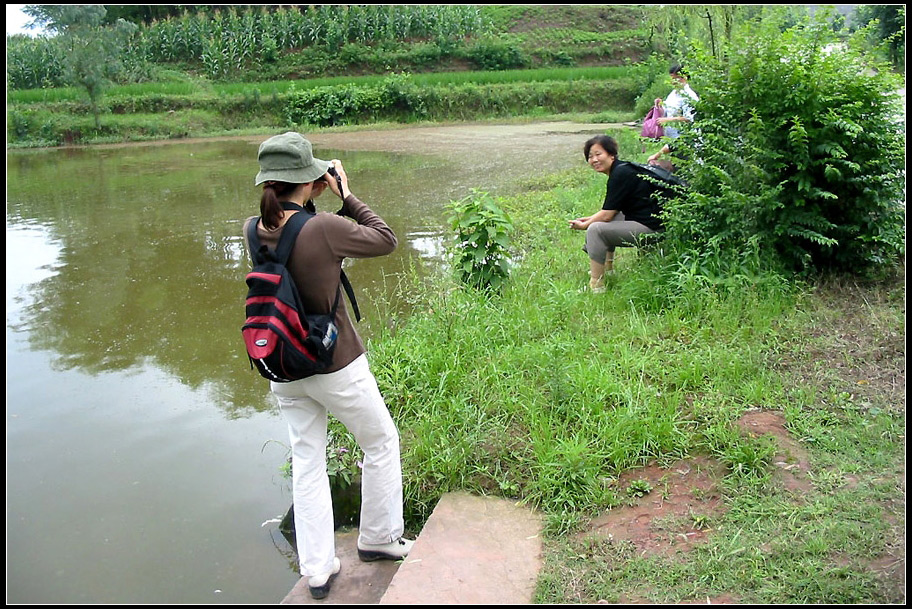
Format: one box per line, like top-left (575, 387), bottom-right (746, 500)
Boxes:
top-left (284, 73), bottom-right (430, 126)
top-left (284, 82), bottom-right (382, 126)
top-left (447, 190), bottom-right (515, 291)
top-left (462, 37), bottom-right (530, 71)
top-left (664, 11), bottom-right (905, 276)
top-left (377, 72), bottom-right (429, 120)
top-left (6, 108), bottom-right (67, 145)
top-left (7, 109), bottom-right (32, 140)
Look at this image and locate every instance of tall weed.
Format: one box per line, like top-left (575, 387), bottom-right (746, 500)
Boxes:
top-left (446, 191), bottom-right (515, 291)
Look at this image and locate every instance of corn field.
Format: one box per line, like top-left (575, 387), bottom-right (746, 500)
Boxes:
top-left (7, 5), bottom-right (489, 89)
top-left (6, 36), bottom-right (68, 89)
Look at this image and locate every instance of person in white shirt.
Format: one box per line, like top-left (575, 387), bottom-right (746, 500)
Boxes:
top-left (648, 63), bottom-right (699, 165)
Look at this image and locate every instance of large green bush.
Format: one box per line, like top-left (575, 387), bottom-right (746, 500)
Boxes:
top-left (461, 37), bottom-right (530, 71)
top-left (283, 73), bottom-right (427, 126)
top-left (664, 11), bottom-right (905, 276)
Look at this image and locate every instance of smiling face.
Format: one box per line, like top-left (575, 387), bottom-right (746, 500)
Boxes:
top-left (587, 143), bottom-right (615, 175)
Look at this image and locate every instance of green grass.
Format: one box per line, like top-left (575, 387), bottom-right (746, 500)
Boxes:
top-left (369, 129), bottom-right (792, 527)
top-left (361, 128), bottom-right (905, 603)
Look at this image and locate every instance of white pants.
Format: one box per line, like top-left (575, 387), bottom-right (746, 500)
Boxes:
top-left (271, 354), bottom-right (404, 577)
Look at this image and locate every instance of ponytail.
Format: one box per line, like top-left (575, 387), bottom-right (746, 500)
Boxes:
top-left (259, 181), bottom-right (298, 230)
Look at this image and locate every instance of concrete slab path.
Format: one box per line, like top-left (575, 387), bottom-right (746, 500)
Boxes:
top-left (381, 492), bottom-right (543, 604)
top-left (281, 492), bottom-right (544, 604)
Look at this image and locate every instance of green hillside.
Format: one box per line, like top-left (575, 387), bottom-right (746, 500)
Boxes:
top-left (7, 5), bottom-right (658, 147)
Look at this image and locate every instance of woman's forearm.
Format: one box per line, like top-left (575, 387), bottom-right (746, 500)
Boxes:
top-left (586, 209), bottom-right (616, 226)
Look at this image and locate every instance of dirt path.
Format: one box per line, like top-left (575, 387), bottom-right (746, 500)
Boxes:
top-left (80, 121), bottom-right (631, 156)
top-left (306, 121), bottom-right (630, 156)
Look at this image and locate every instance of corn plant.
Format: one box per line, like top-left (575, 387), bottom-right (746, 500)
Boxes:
top-left (9, 5), bottom-right (492, 88)
top-left (6, 35), bottom-right (67, 89)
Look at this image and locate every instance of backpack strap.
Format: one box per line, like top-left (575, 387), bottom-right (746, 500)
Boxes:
top-left (271, 202), bottom-right (310, 263)
top-left (339, 271), bottom-right (361, 322)
top-left (621, 161), bottom-right (686, 188)
top-left (245, 205), bottom-right (310, 266)
top-left (248, 202), bottom-right (362, 322)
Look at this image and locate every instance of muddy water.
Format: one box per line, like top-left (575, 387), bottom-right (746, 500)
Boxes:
top-left (5, 121), bottom-right (615, 604)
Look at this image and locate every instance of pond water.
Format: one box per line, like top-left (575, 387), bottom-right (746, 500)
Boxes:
top-left (6, 121), bottom-right (612, 603)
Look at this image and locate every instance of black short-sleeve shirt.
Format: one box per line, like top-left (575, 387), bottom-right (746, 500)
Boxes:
top-left (602, 161), bottom-right (666, 231)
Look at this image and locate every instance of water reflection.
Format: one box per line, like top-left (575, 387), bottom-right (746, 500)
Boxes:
top-left (7, 126), bottom-right (599, 417)
top-left (7, 140), bottom-right (466, 419)
top-left (406, 230), bottom-right (447, 260)
top-left (7, 128), bottom-right (595, 420)
top-left (7, 221), bottom-right (62, 323)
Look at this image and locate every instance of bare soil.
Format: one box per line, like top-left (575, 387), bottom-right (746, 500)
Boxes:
top-left (306, 121), bottom-right (624, 156)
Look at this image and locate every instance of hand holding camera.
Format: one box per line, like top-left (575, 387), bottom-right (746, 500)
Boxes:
top-left (323, 160), bottom-right (349, 200)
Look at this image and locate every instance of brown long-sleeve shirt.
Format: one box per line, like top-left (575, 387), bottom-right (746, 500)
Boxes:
top-left (243, 194), bottom-right (397, 373)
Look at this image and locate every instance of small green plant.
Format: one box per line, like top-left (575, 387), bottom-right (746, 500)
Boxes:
top-left (690, 511), bottom-right (710, 530)
top-left (626, 478), bottom-right (653, 498)
top-left (263, 432), bottom-right (362, 489)
top-left (446, 190), bottom-right (514, 291)
top-left (279, 458), bottom-right (292, 479)
top-left (326, 429), bottom-right (363, 489)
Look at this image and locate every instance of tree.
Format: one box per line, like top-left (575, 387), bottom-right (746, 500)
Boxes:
top-left (22, 5), bottom-right (137, 128)
top-left (647, 5), bottom-right (779, 60)
top-left (852, 5), bottom-right (905, 70)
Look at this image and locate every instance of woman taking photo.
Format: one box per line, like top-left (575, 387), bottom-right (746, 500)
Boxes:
top-left (243, 132), bottom-right (412, 599)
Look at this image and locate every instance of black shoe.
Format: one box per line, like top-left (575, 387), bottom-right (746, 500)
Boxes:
top-left (308, 557), bottom-right (341, 600)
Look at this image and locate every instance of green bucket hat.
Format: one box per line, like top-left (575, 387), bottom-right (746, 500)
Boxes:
top-left (254, 132), bottom-right (331, 186)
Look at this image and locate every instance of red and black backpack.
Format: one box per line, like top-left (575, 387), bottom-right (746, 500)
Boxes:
top-left (242, 203), bottom-right (359, 383)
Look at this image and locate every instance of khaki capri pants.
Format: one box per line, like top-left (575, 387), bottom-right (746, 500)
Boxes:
top-left (585, 212), bottom-right (657, 263)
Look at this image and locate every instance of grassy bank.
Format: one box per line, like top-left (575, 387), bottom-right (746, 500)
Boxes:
top-left (6, 67), bottom-right (643, 148)
top-left (357, 129), bottom-right (905, 603)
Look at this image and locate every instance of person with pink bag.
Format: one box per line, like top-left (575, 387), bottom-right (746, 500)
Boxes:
top-left (648, 63), bottom-right (699, 166)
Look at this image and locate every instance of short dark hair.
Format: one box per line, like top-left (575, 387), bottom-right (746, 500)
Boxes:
top-left (584, 135), bottom-right (618, 161)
